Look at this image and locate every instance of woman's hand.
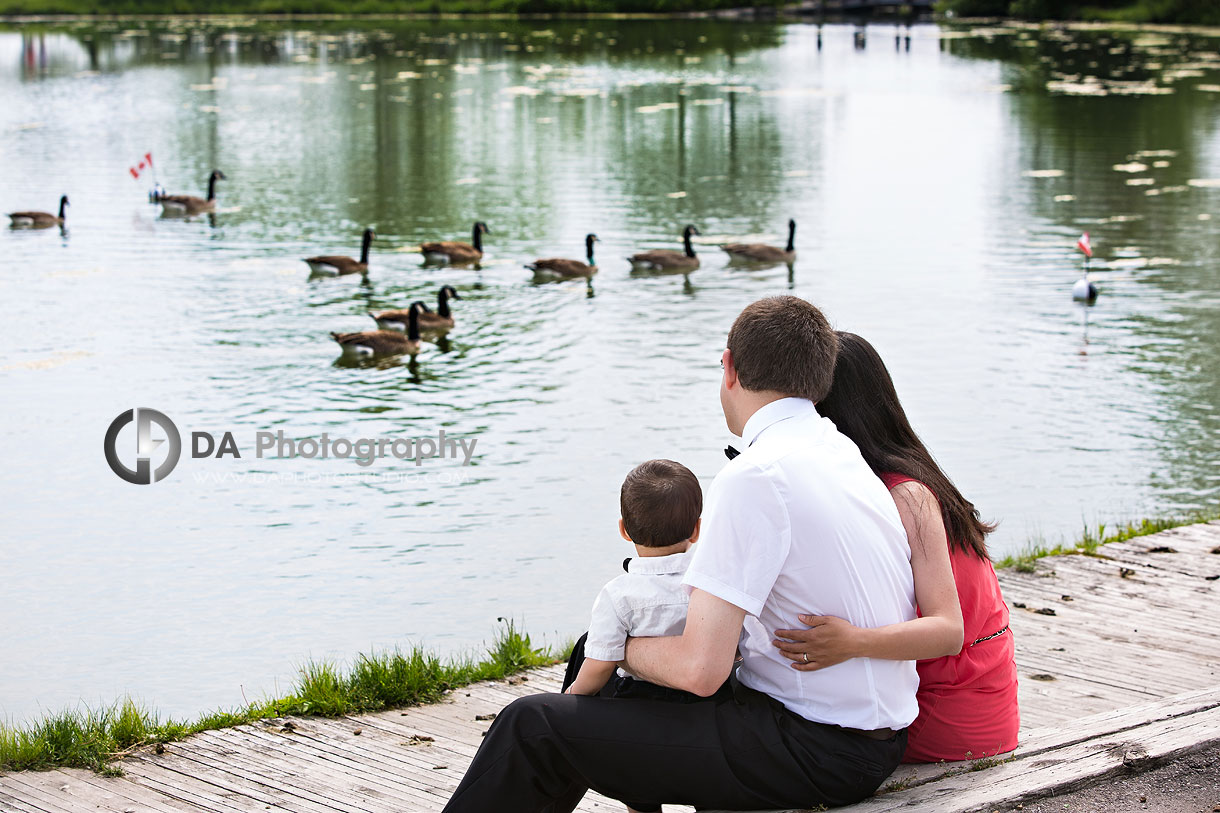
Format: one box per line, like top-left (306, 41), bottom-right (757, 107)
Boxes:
top-left (772, 615), bottom-right (864, 671)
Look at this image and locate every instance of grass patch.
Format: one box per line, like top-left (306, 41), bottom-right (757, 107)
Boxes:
top-left (996, 511), bottom-right (1220, 572)
top-left (967, 753), bottom-right (1016, 771)
top-left (0, 619), bottom-right (563, 775)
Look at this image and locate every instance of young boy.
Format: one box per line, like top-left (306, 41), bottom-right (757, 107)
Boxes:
top-left (563, 459), bottom-right (703, 699)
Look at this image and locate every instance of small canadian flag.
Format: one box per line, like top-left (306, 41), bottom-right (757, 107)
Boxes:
top-left (129, 152), bottom-right (153, 179)
top-left (1076, 232), bottom-right (1092, 258)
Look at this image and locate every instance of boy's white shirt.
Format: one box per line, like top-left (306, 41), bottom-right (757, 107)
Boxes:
top-left (584, 548), bottom-right (695, 666)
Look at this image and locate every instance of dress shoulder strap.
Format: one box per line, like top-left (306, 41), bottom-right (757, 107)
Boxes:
top-left (879, 471), bottom-right (919, 490)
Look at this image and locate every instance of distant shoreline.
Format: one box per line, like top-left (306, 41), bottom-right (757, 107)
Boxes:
top-left (937, 0), bottom-right (1220, 26)
top-left (0, 1), bottom-right (783, 23)
top-left (3, 4), bottom-right (1220, 27)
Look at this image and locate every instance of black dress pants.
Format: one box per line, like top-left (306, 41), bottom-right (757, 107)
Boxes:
top-left (441, 676), bottom-right (907, 812)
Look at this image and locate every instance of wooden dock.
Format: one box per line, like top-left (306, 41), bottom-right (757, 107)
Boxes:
top-left (2, 521), bottom-right (1218, 813)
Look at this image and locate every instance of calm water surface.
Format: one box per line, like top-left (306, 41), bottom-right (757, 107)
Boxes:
top-left (2, 17), bottom-right (1218, 723)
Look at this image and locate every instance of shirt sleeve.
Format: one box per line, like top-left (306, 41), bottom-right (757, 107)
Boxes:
top-left (583, 582), bottom-right (630, 662)
top-left (683, 461), bottom-right (790, 617)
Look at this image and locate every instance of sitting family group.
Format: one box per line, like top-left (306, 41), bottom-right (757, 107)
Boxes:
top-left (443, 296), bottom-right (1020, 813)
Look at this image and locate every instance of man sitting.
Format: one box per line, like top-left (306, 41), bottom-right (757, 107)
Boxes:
top-left (442, 296), bottom-right (919, 812)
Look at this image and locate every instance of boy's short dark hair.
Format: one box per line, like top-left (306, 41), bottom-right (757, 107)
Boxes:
top-left (727, 296), bottom-right (839, 402)
top-left (620, 459), bottom-right (702, 548)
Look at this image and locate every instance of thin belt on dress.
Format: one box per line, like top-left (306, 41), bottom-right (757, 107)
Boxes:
top-left (970, 624), bottom-right (1009, 647)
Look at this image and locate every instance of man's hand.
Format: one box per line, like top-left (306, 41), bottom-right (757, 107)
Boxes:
top-left (623, 588), bottom-right (745, 697)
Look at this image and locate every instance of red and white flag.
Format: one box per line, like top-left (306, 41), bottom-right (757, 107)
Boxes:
top-left (1076, 232), bottom-right (1092, 258)
top-left (129, 151), bottom-right (153, 179)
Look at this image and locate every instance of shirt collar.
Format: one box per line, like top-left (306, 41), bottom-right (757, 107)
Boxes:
top-left (627, 547), bottom-right (694, 575)
top-left (740, 397), bottom-right (818, 447)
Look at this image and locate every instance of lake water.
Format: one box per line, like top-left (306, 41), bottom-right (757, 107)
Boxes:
top-left (2, 17), bottom-right (1218, 724)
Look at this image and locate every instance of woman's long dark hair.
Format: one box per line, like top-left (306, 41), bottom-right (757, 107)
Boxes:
top-left (819, 332), bottom-right (995, 559)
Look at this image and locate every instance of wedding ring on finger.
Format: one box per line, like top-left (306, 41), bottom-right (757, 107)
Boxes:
top-left (803, 653), bottom-right (809, 663)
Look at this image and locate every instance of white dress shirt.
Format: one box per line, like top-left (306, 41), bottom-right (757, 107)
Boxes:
top-left (684, 397), bottom-right (920, 730)
top-left (584, 549), bottom-right (694, 664)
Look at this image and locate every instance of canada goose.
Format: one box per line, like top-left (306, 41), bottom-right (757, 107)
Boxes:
top-left (159, 170), bottom-right (225, 215)
top-left (332, 302), bottom-right (424, 358)
top-left (722, 219), bottom-right (796, 265)
top-left (628, 225), bottom-right (700, 272)
top-left (306, 228), bottom-right (375, 276)
top-left (370, 286), bottom-right (461, 332)
top-left (8, 195), bottom-right (68, 229)
top-left (421, 222), bottom-right (490, 265)
top-left (527, 234), bottom-right (599, 278)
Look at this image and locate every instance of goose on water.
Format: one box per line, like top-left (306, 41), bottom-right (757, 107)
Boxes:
top-left (332, 303), bottom-right (425, 358)
top-left (306, 228), bottom-right (375, 277)
top-left (721, 219), bottom-right (796, 266)
top-left (628, 225), bottom-right (700, 272)
top-left (421, 222), bottom-right (490, 265)
top-left (370, 285), bottom-right (461, 332)
top-left (527, 234), bottom-right (599, 278)
top-left (158, 170), bottom-right (225, 216)
top-left (8, 195), bottom-right (68, 229)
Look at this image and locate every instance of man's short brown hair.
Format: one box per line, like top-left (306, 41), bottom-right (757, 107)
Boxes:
top-left (620, 459), bottom-right (702, 548)
top-left (726, 296), bottom-right (839, 402)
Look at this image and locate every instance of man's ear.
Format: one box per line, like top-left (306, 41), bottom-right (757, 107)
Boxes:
top-left (722, 349), bottom-right (738, 390)
top-left (618, 518), bottom-right (633, 542)
top-left (688, 518), bottom-right (701, 545)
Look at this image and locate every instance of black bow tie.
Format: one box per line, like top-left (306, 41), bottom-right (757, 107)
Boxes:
top-left (724, 445), bottom-right (740, 460)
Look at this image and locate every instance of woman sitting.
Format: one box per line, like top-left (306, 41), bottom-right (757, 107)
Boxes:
top-left (774, 331), bottom-right (1019, 763)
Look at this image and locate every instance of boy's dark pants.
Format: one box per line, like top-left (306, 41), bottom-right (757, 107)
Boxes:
top-left (443, 633), bottom-right (907, 812)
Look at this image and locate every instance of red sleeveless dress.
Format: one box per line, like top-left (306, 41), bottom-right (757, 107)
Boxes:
top-left (881, 473), bottom-right (1019, 763)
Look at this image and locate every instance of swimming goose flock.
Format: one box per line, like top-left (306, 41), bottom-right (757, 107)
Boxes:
top-left (9, 169), bottom-right (1101, 361)
top-left (7, 168), bottom-right (811, 361)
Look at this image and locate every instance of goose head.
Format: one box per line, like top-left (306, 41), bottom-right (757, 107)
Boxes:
top-left (682, 225), bottom-right (700, 258)
top-left (585, 233), bottom-right (599, 260)
top-left (439, 284), bottom-right (461, 303)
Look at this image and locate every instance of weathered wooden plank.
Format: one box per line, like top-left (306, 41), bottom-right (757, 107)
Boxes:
top-left (230, 719), bottom-right (467, 789)
top-left (0, 787), bottom-right (62, 813)
top-left (1005, 566), bottom-right (1218, 612)
top-left (138, 739), bottom-right (375, 813)
top-left (181, 733), bottom-right (424, 812)
top-left (879, 684), bottom-right (1220, 795)
top-left (4, 769), bottom-right (202, 813)
top-left (115, 767), bottom-right (259, 813)
top-left (852, 703), bottom-right (1220, 812)
top-left (0, 780), bottom-right (86, 813)
top-left (122, 756), bottom-right (323, 813)
top-left (201, 725), bottom-right (456, 807)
